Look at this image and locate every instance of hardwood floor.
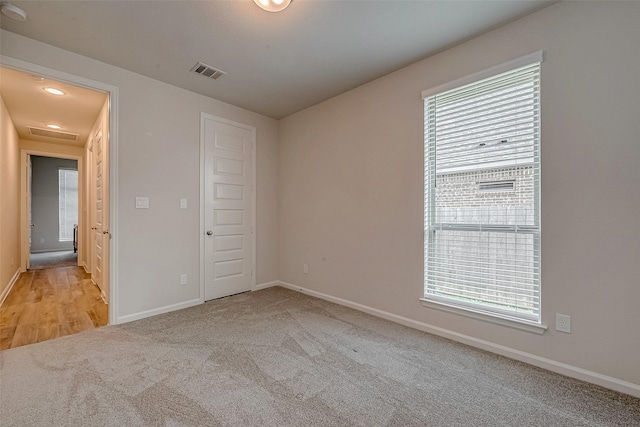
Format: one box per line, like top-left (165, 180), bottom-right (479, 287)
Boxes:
top-left (0, 266), bottom-right (107, 350)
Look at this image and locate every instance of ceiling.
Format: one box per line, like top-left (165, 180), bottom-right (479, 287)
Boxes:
top-left (0, 66), bottom-right (108, 147)
top-left (0, 1), bottom-right (552, 119)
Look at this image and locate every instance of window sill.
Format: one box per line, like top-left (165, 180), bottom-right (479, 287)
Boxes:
top-left (419, 298), bottom-right (547, 335)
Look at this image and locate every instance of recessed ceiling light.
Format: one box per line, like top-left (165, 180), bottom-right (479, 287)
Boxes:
top-left (46, 124), bottom-right (62, 129)
top-left (253, 0), bottom-right (291, 13)
top-left (44, 87), bottom-right (65, 96)
top-left (1, 3), bottom-right (28, 21)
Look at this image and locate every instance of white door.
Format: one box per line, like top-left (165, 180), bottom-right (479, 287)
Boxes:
top-left (203, 117), bottom-right (254, 300)
top-left (26, 155), bottom-right (32, 270)
top-left (88, 139), bottom-right (95, 276)
top-left (93, 129), bottom-right (107, 296)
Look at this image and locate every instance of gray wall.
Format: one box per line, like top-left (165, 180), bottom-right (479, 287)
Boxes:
top-left (31, 155), bottom-right (78, 253)
top-left (278, 2), bottom-right (640, 388)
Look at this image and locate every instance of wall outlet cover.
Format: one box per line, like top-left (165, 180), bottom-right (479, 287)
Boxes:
top-left (556, 313), bottom-right (571, 333)
top-left (135, 197), bottom-right (149, 209)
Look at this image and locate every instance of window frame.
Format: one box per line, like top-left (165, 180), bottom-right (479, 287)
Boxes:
top-left (58, 167), bottom-right (79, 242)
top-left (421, 52), bottom-right (545, 332)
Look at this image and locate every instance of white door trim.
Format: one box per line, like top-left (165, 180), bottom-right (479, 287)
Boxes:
top-left (19, 150), bottom-right (83, 270)
top-left (2, 55), bottom-right (120, 326)
top-left (199, 113), bottom-right (256, 302)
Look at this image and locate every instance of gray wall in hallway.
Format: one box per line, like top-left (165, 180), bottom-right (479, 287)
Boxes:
top-left (31, 155), bottom-right (78, 253)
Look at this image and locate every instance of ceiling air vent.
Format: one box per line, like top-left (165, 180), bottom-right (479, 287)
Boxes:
top-left (190, 62), bottom-right (226, 80)
top-left (28, 127), bottom-right (79, 141)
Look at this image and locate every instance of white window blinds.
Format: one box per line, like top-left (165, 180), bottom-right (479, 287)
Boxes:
top-left (423, 53), bottom-right (541, 323)
top-left (59, 169), bottom-right (78, 242)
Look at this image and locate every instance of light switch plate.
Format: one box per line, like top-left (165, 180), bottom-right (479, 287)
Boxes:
top-left (136, 197), bottom-right (149, 209)
top-left (180, 199), bottom-right (188, 209)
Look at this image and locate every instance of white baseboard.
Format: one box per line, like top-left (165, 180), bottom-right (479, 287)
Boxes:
top-left (0, 269), bottom-right (21, 307)
top-left (254, 281), bottom-right (279, 291)
top-left (30, 248), bottom-right (74, 254)
top-left (117, 298), bottom-right (202, 324)
top-left (277, 280), bottom-right (640, 398)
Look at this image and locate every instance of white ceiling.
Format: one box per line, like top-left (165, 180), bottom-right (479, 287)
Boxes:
top-left (0, 66), bottom-right (108, 146)
top-left (0, 1), bottom-right (552, 119)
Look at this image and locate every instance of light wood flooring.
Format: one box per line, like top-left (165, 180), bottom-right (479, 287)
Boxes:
top-left (0, 266), bottom-right (108, 350)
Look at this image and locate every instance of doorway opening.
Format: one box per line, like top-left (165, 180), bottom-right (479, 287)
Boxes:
top-left (28, 155), bottom-right (79, 270)
top-left (0, 61), bottom-right (117, 349)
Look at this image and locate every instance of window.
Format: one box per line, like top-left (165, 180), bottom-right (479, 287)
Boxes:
top-left (59, 168), bottom-right (78, 242)
top-left (422, 52), bottom-right (542, 324)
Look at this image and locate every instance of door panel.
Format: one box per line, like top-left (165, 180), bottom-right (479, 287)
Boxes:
top-left (88, 139), bottom-right (95, 277)
top-left (26, 155), bottom-right (32, 270)
top-left (94, 130), bottom-right (104, 291)
top-left (204, 118), bottom-right (253, 300)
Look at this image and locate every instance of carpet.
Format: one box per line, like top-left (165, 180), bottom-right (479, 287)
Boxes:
top-left (29, 250), bottom-right (78, 270)
top-left (0, 287), bottom-right (638, 426)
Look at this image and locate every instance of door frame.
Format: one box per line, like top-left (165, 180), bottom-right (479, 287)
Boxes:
top-left (3, 55), bottom-right (120, 326)
top-left (20, 150), bottom-right (83, 269)
top-left (199, 113), bottom-right (256, 302)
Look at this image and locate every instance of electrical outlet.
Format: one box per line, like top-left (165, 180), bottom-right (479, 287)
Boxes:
top-left (180, 273), bottom-right (188, 286)
top-left (556, 313), bottom-right (571, 333)
top-left (135, 197), bottom-right (149, 209)
top-left (303, 264), bottom-right (309, 274)
top-left (180, 199), bottom-right (187, 209)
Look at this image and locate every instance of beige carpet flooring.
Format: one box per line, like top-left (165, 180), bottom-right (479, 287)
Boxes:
top-left (0, 287), bottom-right (638, 426)
top-left (29, 250), bottom-right (78, 270)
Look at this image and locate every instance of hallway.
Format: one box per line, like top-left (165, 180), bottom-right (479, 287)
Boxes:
top-left (0, 266), bottom-right (107, 350)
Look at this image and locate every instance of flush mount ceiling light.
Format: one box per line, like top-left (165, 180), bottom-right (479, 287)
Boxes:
top-left (44, 87), bottom-right (65, 96)
top-left (1, 3), bottom-right (28, 21)
top-left (46, 124), bottom-right (62, 129)
top-left (253, 0), bottom-right (291, 13)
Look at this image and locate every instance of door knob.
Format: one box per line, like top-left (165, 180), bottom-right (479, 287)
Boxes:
top-left (206, 230), bottom-right (213, 236)
top-left (91, 226), bottom-right (97, 230)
